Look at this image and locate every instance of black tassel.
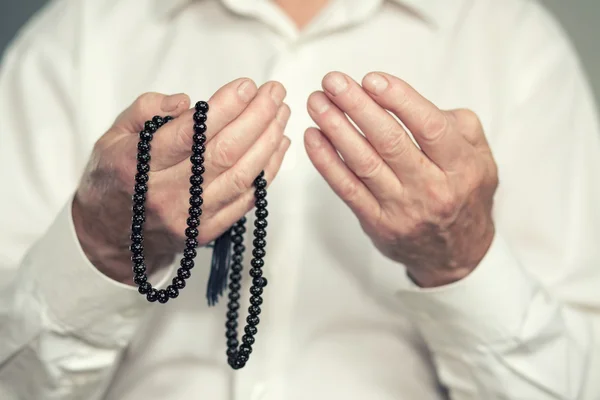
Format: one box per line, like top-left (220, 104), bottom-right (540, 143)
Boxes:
top-left (206, 227), bottom-right (233, 306)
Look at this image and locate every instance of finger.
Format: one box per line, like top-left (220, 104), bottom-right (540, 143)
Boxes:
top-left (150, 77), bottom-right (259, 170)
top-left (320, 72), bottom-right (433, 181)
top-left (304, 127), bottom-right (380, 222)
top-left (448, 108), bottom-right (488, 148)
top-left (306, 91), bottom-right (402, 202)
top-left (196, 135), bottom-right (291, 244)
top-left (362, 72), bottom-right (469, 170)
top-left (114, 92), bottom-right (191, 133)
top-left (203, 81), bottom-right (287, 176)
top-left (203, 103), bottom-right (290, 207)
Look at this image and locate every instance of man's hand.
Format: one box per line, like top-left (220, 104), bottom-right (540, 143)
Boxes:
top-left (305, 71), bottom-right (498, 288)
top-left (73, 78), bottom-right (291, 284)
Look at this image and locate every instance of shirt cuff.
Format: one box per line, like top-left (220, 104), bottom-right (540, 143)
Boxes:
top-left (16, 196), bottom-right (175, 346)
top-left (395, 232), bottom-right (540, 349)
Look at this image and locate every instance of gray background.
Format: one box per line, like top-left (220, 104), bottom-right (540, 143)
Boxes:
top-left (0, 0), bottom-right (598, 105)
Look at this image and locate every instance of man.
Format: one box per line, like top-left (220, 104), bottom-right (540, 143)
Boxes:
top-left (0, 0), bottom-right (599, 398)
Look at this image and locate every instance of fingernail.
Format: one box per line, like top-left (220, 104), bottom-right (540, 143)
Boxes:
top-left (276, 104), bottom-right (290, 124)
top-left (308, 92), bottom-right (331, 114)
top-left (305, 129), bottom-right (322, 148)
top-left (322, 72), bottom-right (348, 95)
top-left (162, 93), bottom-right (186, 112)
top-left (270, 83), bottom-right (287, 106)
top-left (237, 79), bottom-right (257, 103)
top-left (363, 72), bottom-right (389, 95)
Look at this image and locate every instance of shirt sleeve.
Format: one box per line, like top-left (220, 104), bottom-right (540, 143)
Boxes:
top-left (394, 3), bottom-right (600, 400)
top-left (0, 1), bottom-right (172, 398)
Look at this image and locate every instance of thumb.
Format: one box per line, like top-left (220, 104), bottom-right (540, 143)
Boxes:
top-left (114, 92), bottom-right (191, 133)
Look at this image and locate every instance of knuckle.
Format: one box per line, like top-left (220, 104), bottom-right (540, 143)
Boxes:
top-left (229, 170), bottom-right (252, 195)
top-left (379, 133), bottom-right (410, 160)
top-left (347, 93), bottom-right (369, 113)
top-left (422, 114), bottom-right (449, 142)
top-left (455, 108), bottom-right (481, 130)
top-left (356, 153), bottom-right (384, 181)
top-left (211, 139), bottom-right (236, 170)
top-left (429, 187), bottom-right (458, 219)
top-left (338, 178), bottom-right (361, 203)
top-left (134, 92), bottom-right (159, 116)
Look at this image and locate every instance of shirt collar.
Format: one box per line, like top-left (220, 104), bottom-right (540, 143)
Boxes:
top-left (158, 0), bottom-right (456, 30)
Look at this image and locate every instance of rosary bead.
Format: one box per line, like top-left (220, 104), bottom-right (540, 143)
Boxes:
top-left (193, 132), bottom-right (207, 143)
top-left (245, 325), bottom-right (258, 336)
top-left (138, 282), bottom-right (151, 294)
top-left (227, 338), bottom-right (239, 348)
top-left (192, 144), bottom-right (206, 154)
top-left (133, 273), bottom-right (147, 285)
top-left (227, 311), bottom-right (238, 320)
top-left (233, 244), bottom-right (245, 253)
top-left (226, 329), bottom-right (238, 339)
top-left (131, 254), bottom-right (144, 264)
top-left (254, 228), bottom-right (266, 239)
top-left (164, 116), bottom-right (174, 122)
top-left (249, 268), bottom-right (262, 278)
top-left (254, 178), bottom-right (267, 189)
top-left (231, 263), bottom-right (243, 273)
top-left (193, 111), bottom-right (207, 123)
top-left (139, 130), bottom-right (153, 141)
top-left (255, 188), bottom-right (267, 199)
top-left (133, 263), bottom-right (146, 274)
top-left (132, 203), bottom-right (145, 215)
top-left (242, 335), bottom-right (255, 345)
top-left (191, 166), bottom-right (205, 177)
top-left (239, 216), bottom-right (247, 224)
top-left (233, 359), bottom-right (246, 369)
top-left (230, 272), bottom-right (241, 282)
top-left (189, 195), bottom-right (203, 207)
top-left (130, 242), bottom-right (144, 254)
top-left (131, 223), bottom-right (143, 234)
top-left (250, 296), bottom-right (263, 306)
top-left (189, 185), bottom-right (203, 196)
top-left (157, 289), bottom-right (169, 304)
top-left (252, 248), bottom-right (265, 259)
top-left (173, 277), bottom-right (186, 289)
top-left (250, 258), bottom-right (264, 268)
top-left (239, 345), bottom-right (252, 357)
top-left (228, 291), bottom-right (240, 301)
top-left (188, 207), bottom-right (202, 217)
top-left (255, 208), bottom-right (268, 219)
top-left (137, 141), bottom-right (151, 153)
top-left (233, 225), bottom-right (246, 235)
top-left (190, 154), bottom-right (204, 165)
top-left (152, 116), bottom-right (164, 126)
top-left (167, 285), bottom-right (179, 299)
top-left (186, 238), bottom-right (198, 248)
top-left (229, 282), bottom-right (241, 291)
top-left (253, 238), bottom-right (266, 248)
top-left (177, 268), bottom-right (191, 279)
top-left (246, 315), bottom-right (260, 326)
top-left (187, 217), bottom-right (199, 228)
top-left (137, 153), bottom-right (151, 163)
top-left (144, 121), bottom-right (158, 133)
top-left (254, 219), bottom-right (268, 229)
top-left (195, 101), bottom-right (209, 112)
top-left (137, 163), bottom-right (150, 174)
top-left (250, 286), bottom-right (263, 296)
top-left (134, 183), bottom-right (148, 194)
top-left (180, 258), bottom-right (194, 269)
top-left (135, 173), bottom-right (149, 184)
top-left (259, 277), bottom-right (267, 287)
top-left (226, 348), bottom-right (237, 358)
top-left (232, 253), bottom-right (243, 263)
top-left (183, 248), bottom-right (197, 259)
top-left (146, 289), bottom-right (158, 302)
top-left (252, 277), bottom-right (267, 288)
top-left (185, 227), bottom-right (199, 238)
top-left (190, 175), bottom-right (203, 186)
top-left (248, 305), bottom-right (261, 316)
top-left (132, 214), bottom-right (145, 225)
top-left (232, 235), bottom-right (244, 245)
top-left (228, 301), bottom-right (240, 311)
top-left (132, 193), bottom-right (146, 204)
top-left (255, 198), bottom-right (268, 209)
top-left (130, 232), bottom-right (143, 244)
top-left (226, 320), bottom-right (238, 330)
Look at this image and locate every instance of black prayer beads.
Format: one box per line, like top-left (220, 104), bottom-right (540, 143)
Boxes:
top-left (130, 100), bottom-right (268, 370)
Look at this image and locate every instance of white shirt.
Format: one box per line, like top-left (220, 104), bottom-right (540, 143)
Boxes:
top-left (0, 0), bottom-right (599, 399)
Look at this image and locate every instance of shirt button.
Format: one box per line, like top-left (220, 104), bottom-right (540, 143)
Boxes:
top-left (251, 382), bottom-right (267, 400)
